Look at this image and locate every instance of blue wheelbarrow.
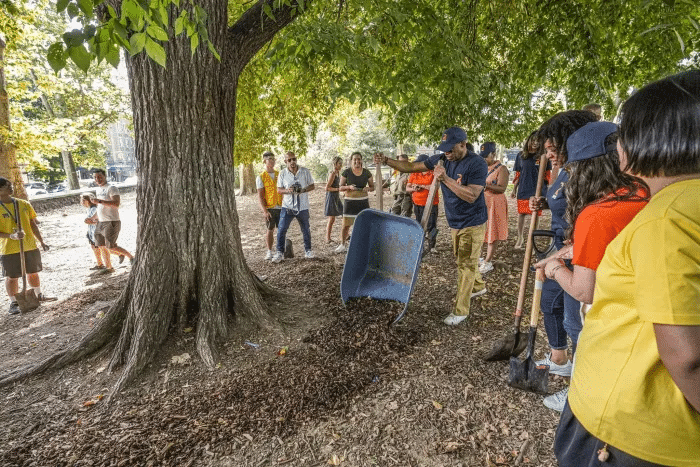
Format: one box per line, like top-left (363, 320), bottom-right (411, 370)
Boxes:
top-left (340, 161), bottom-right (442, 322)
top-left (340, 209), bottom-right (425, 322)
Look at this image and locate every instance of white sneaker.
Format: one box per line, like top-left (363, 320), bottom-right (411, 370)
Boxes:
top-left (479, 261), bottom-right (494, 274)
top-left (478, 257), bottom-right (484, 266)
top-left (334, 243), bottom-right (347, 254)
top-left (543, 387), bottom-right (568, 412)
top-left (305, 250), bottom-right (315, 259)
top-left (271, 251), bottom-right (284, 263)
top-left (535, 352), bottom-right (572, 377)
top-left (470, 288), bottom-right (487, 298)
top-left (264, 250), bottom-right (273, 260)
top-left (443, 313), bottom-right (468, 325)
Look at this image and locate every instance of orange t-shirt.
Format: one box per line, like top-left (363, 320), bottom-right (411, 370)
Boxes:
top-left (572, 189), bottom-right (648, 271)
top-left (408, 171), bottom-right (439, 206)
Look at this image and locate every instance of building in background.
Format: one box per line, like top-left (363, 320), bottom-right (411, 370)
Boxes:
top-left (106, 119), bottom-right (136, 182)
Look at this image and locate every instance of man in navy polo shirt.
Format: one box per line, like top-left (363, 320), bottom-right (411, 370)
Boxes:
top-left (374, 127), bottom-right (488, 325)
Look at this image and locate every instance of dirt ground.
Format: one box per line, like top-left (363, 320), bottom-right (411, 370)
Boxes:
top-left (0, 187), bottom-right (567, 466)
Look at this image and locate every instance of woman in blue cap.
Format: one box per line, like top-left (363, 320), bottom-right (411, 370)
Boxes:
top-left (534, 121), bottom-right (649, 412)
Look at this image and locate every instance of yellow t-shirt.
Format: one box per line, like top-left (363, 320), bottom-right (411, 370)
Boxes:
top-left (0, 199), bottom-right (39, 255)
top-left (569, 179), bottom-right (700, 466)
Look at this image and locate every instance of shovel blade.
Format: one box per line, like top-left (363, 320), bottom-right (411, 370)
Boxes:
top-left (15, 289), bottom-right (40, 313)
top-left (507, 356), bottom-right (549, 395)
top-left (482, 331), bottom-right (528, 361)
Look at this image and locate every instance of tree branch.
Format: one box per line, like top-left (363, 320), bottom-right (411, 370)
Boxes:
top-left (227, 0), bottom-right (310, 76)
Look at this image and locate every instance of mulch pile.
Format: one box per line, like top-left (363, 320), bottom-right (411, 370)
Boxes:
top-left (2, 298), bottom-right (431, 466)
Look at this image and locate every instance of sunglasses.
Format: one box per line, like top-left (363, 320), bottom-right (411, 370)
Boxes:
top-left (285, 158), bottom-right (296, 162)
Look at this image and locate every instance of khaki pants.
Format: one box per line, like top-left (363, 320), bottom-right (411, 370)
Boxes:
top-left (451, 223), bottom-right (486, 317)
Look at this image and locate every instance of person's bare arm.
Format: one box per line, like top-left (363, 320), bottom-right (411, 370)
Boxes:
top-left (433, 164), bottom-right (483, 203)
top-left (257, 187), bottom-right (270, 217)
top-left (325, 172), bottom-right (338, 192)
top-left (303, 183), bottom-right (315, 193)
top-left (96, 193), bottom-right (120, 207)
top-left (654, 324), bottom-right (700, 413)
top-left (29, 218), bottom-right (48, 250)
top-left (486, 166), bottom-right (509, 194)
top-left (542, 261), bottom-right (596, 304)
top-left (374, 153), bottom-right (428, 173)
top-left (365, 175), bottom-right (375, 192)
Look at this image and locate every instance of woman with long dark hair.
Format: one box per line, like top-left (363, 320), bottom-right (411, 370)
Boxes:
top-left (324, 156), bottom-right (344, 244)
top-left (335, 152), bottom-right (374, 253)
top-left (529, 110), bottom-right (597, 385)
top-left (556, 70), bottom-right (700, 467)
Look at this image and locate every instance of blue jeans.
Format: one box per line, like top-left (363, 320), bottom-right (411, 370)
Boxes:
top-left (277, 208), bottom-right (312, 253)
top-left (540, 238), bottom-right (582, 351)
top-left (414, 203), bottom-right (438, 236)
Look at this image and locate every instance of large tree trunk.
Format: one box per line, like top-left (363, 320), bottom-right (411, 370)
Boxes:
top-left (0, 38), bottom-right (27, 199)
top-left (0, 0), bottom-right (305, 393)
top-left (238, 162), bottom-right (256, 195)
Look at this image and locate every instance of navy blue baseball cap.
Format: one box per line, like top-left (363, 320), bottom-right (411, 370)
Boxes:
top-left (566, 122), bottom-right (618, 164)
top-left (414, 154), bottom-right (429, 163)
top-left (479, 142), bottom-right (497, 158)
top-left (436, 127), bottom-right (468, 152)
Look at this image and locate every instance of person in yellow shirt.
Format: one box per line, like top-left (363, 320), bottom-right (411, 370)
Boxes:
top-left (557, 70), bottom-right (700, 466)
top-left (0, 178), bottom-right (55, 314)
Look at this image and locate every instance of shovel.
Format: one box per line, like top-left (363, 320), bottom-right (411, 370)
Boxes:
top-left (12, 200), bottom-right (39, 313)
top-left (507, 267), bottom-right (549, 394)
top-left (375, 158), bottom-right (383, 211)
top-left (420, 160), bottom-right (442, 256)
top-left (483, 154), bottom-right (548, 361)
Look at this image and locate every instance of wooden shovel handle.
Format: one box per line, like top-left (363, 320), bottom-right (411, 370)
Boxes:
top-left (421, 160), bottom-right (443, 233)
top-left (375, 160), bottom-right (383, 211)
top-left (530, 268), bottom-right (545, 327)
top-left (514, 154), bottom-right (548, 321)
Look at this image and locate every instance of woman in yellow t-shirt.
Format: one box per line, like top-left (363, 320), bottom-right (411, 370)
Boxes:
top-left (555, 71), bottom-right (700, 466)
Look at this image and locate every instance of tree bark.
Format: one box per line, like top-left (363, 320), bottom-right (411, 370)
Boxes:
top-left (238, 162), bottom-right (256, 195)
top-left (0, 37), bottom-right (28, 199)
top-left (0, 0), bottom-right (306, 394)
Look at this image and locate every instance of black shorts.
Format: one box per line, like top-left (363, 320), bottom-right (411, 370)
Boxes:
top-left (1, 249), bottom-right (43, 278)
top-left (266, 208), bottom-right (281, 230)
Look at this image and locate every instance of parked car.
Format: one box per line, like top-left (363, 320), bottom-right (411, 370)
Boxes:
top-left (24, 182), bottom-right (47, 197)
top-left (47, 182), bottom-right (67, 193)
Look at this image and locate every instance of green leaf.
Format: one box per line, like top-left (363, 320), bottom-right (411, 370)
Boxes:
top-left (190, 33), bottom-right (199, 55)
top-left (78, 0), bottom-right (93, 16)
top-left (130, 32), bottom-right (147, 55)
top-left (158, 6), bottom-right (168, 27)
top-left (66, 3), bottom-right (80, 18)
top-left (56, 0), bottom-right (70, 13)
top-left (689, 16), bottom-right (699, 31)
top-left (62, 29), bottom-right (84, 47)
top-left (175, 16), bottom-right (185, 35)
top-left (68, 44), bottom-right (92, 72)
top-left (673, 28), bottom-right (685, 54)
top-left (263, 3), bottom-right (274, 20)
top-left (207, 40), bottom-right (220, 61)
top-left (145, 37), bottom-right (166, 67)
top-left (47, 42), bottom-right (67, 73)
top-left (106, 47), bottom-right (120, 67)
top-left (146, 24), bottom-right (169, 41)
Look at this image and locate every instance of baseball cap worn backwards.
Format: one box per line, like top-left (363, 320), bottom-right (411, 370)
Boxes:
top-left (566, 121), bottom-right (618, 164)
top-left (436, 127), bottom-right (468, 152)
top-left (479, 142), bottom-right (497, 158)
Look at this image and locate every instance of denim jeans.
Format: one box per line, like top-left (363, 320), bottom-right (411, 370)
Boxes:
top-left (277, 208), bottom-right (312, 253)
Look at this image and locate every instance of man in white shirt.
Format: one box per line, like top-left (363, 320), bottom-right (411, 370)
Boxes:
top-left (91, 169), bottom-right (134, 273)
top-left (272, 152), bottom-right (315, 262)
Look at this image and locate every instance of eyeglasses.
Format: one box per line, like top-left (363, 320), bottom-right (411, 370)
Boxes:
top-left (285, 158), bottom-right (296, 162)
